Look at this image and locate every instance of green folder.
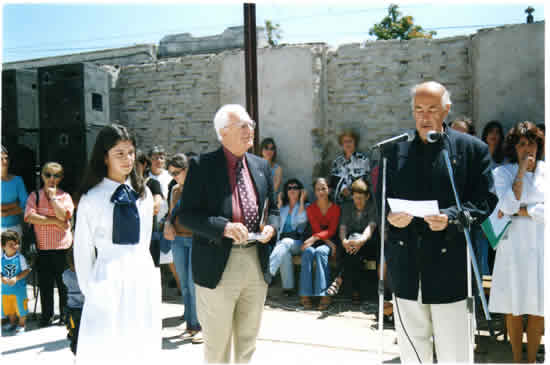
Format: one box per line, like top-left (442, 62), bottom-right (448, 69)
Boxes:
top-left (481, 207), bottom-right (512, 249)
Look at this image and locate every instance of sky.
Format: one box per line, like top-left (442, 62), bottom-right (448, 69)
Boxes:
top-left (1, 1), bottom-right (547, 63)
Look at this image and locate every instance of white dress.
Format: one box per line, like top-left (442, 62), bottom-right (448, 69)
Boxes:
top-left (489, 162), bottom-right (545, 316)
top-left (73, 178), bottom-right (161, 364)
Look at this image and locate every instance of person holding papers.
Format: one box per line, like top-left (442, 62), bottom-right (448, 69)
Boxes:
top-left (489, 121), bottom-right (545, 364)
top-left (382, 81), bottom-right (495, 363)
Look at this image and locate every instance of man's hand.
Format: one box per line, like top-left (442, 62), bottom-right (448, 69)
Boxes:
top-left (387, 212), bottom-right (413, 228)
top-left (258, 225), bottom-right (275, 244)
top-left (224, 222), bottom-right (249, 244)
top-left (342, 239), bottom-right (353, 254)
top-left (424, 214), bottom-right (448, 231)
top-left (164, 221), bottom-right (176, 241)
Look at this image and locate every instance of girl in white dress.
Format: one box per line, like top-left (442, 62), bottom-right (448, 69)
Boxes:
top-left (73, 124), bottom-right (161, 364)
top-left (489, 121), bottom-right (545, 363)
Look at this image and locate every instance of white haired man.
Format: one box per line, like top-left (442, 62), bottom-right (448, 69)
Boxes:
top-left (172, 104), bottom-right (279, 363)
top-left (381, 81), bottom-right (496, 363)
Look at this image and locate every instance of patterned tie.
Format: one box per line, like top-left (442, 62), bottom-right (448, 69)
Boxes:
top-left (235, 159), bottom-right (259, 233)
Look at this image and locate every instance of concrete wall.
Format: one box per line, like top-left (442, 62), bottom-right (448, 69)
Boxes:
top-left (471, 23), bottom-right (545, 130)
top-left (219, 45), bottom-right (327, 190)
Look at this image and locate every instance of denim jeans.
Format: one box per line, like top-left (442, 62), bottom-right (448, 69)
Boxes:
top-left (171, 236), bottom-right (201, 331)
top-left (269, 238), bottom-right (303, 289)
top-left (299, 244), bottom-right (331, 296)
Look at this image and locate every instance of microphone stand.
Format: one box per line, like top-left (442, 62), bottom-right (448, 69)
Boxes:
top-left (441, 148), bottom-right (492, 363)
top-left (376, 154), bottom-right (387, 363)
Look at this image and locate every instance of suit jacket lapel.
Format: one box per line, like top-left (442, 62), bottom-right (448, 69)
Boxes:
top-left (214, 148), bottom-right (233, 220)
top-left (245, 153), bottom-right (266, 208)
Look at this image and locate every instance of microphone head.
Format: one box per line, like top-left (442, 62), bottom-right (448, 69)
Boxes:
top-left (426, 130), bottom-right (443, 143)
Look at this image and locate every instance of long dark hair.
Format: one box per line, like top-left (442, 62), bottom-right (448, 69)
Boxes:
top-left (503, 121), bottom-right (545, 163)
top-left (481, 120), bottom-right (505, 163)
top-left (281, 178), bottom-right (305, 206)
top-left (78, 123), bottom-right (145, 199)
top-left (260, 137), bottom-right (277, 163)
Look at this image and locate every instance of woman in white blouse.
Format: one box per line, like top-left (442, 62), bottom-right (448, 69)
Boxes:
top-left (489, 121), bottom-right (545, 363)
top-left (73, 124), bottom-right (160, 364)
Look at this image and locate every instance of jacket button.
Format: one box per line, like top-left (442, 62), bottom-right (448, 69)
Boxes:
top-left (441, 248), bottom-right (447, 253)
top-left (399, 241), bottom-right (404, 246)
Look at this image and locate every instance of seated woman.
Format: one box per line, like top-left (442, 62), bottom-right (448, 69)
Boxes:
top-left (300, 177), bottom-right (340, 311)
top-left (268, 178), bottom-right (308, 296)
top-left (326, 179), bottom-right (377, 305)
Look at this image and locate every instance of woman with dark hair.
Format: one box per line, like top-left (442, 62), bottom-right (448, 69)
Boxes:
top-left (450, 116), bottom-right (476, 136)
top-left (260, 137), bottom-right (283, 194)
top-left (1, 145), bottom-right (28, 236)
top-left (326, 178), bottom-right (377, 305)
top-left (268, 178), bottom-right (308, 296)
top-left (300, 177), bottom-right (340, 311)
top-left (73, 124), bottom-right (161, 364)
top-left (481, 120), bottom-right (505, 165)
top-left (329, 130), bottom-right (370, 204)
top-left (489, 121), bottom-right (545, 363)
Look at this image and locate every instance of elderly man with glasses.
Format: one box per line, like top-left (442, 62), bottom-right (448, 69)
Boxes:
top-left (172, 104), bottom-right (279, 363)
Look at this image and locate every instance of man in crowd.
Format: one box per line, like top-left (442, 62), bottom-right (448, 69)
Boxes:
top-left (383, 81), bottom-right (496, 363)
top-left (173, 104), bottom-right (279, 363)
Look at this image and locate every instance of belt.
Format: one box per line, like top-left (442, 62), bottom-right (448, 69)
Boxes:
top-left (233, 241), bottom-right (257, 249)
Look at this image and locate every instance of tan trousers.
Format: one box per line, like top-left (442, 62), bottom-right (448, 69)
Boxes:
top-left (393, 288), bottom-right (471, 363)
top-left (195, 245), bottom-right (268, 363)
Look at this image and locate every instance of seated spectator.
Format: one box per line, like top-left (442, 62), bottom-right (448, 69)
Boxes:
top-left (489, 121), bottom-right (544, 363)
top-left (330, 130), bottom-right (370, 204)
top-left (450, 116), bottom-right (476, 136)
top-left (300, 178), bottom-right (340, 311)
top-left (24, 161), bottom-right (74, 327)
top-left (260, 138), bottom-right (283, 198)
top-left (63, 247), bottom-right (84, 355)
top-left (1, 230), bottom-right (31, 335)
top-left (326, 179), bottom-right (377, 305)
top-left (1, 145), bottom-right (29, 236)
top-left (268, 178), bottom-right (309, 296)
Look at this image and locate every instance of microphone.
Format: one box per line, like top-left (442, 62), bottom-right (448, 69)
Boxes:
top-left (426, 130), bottom-right (444, 143)
top-left (371, 130), bottom-right (415, 149)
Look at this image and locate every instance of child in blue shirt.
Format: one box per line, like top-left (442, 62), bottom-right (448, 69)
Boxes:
top-left (63, 247), bottom-right (84, 354)
top-left (1, 230), bottom-right (31, 334)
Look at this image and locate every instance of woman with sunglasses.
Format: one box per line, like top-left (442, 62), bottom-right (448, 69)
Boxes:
top-left (1, 145), bottom-right (28, 236)
top-left (260, 138), bottom-right (283, 197)
top-left (24, 162), bottom-right (74, 327)
top-left (268, 178), bottom-right (308, 296)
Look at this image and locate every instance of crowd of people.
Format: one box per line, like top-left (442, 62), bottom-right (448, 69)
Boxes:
top-left (0, 80), bottom-right (545, 364)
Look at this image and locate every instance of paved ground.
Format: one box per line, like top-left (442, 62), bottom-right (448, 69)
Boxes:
top-left (1, 281), bottom-right (544, 364)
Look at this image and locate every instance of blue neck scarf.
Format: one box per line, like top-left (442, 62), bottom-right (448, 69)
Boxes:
top-left (110, 184), bottom-right (140, 245)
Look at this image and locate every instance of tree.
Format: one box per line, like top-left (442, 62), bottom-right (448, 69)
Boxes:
top-left (265, 20), bottom-right (282, 47)
top-left (369, 4), bottom-right (436, 40)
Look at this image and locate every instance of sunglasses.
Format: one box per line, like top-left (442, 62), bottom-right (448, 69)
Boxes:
top-left (169, 169), bottom-right (185, 177)
top-left (44, 172), bottom-right (62, 179)
top-left (263, 146), bottom-right (276, 151)
top-left (287, 185), bottom-right (301, 191)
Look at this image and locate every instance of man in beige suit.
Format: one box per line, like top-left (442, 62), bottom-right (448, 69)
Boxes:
top-left (173, 104), bottom-right (279, 363)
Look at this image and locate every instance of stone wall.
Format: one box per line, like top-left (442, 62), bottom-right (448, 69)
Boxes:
top-left (114, 55), bottom-right (222, 155)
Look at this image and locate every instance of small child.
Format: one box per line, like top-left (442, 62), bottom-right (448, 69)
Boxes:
top-left (62, 246), bottom-right (84, 355)
top-left (1, 230), bottom-right (31, 335)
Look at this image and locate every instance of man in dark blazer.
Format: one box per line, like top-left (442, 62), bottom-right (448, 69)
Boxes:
top-left (173, 104), bottom-right (278, 363)
top-left (382, 81), bottom-right (496, 363)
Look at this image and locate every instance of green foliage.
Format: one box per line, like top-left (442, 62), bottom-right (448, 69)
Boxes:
top-left (369, 4), bottom-right (436, 40)
top-left (265, 20), bottom-right (282, 47)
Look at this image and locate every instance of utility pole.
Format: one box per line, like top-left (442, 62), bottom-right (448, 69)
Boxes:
top-left (243, 3), bottom-right (259, 154)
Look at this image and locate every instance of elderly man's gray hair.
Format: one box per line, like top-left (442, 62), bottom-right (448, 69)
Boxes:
top-left (213, 104), bottom-right (251, 142)
top-left (410, 81), bottom-right (452, 110)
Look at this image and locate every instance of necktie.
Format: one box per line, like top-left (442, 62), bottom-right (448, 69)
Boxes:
top-left (236, 160), bottom-right (259, 233)
top-left (110, 184), bottom-right (140, 245)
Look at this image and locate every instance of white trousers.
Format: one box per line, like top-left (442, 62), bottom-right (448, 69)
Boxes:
top-left (393, 289), bottom-right (471, 363)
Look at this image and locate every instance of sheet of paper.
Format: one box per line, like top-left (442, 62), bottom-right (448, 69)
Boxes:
top-left (387, 198), bottom-right (440, 217)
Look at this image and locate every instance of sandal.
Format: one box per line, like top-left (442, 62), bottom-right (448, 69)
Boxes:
top-left (300, 296), bottom-right (312, 310)
top-left (352, 291), bottom-right (361, 305)
top-left (318, 296), bottom-right (332, 311)
top-left (326, 277), bottom-right (342, 297)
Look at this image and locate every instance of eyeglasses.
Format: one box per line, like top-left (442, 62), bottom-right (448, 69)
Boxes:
top-left (287, 185), bottom-right (300, 191)
top-left (169, 169), bottom-right (185, 177)
top-left (44, 172), bottom-right (62, 179)
top-left (227, 120), bottom-right (256, 130)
